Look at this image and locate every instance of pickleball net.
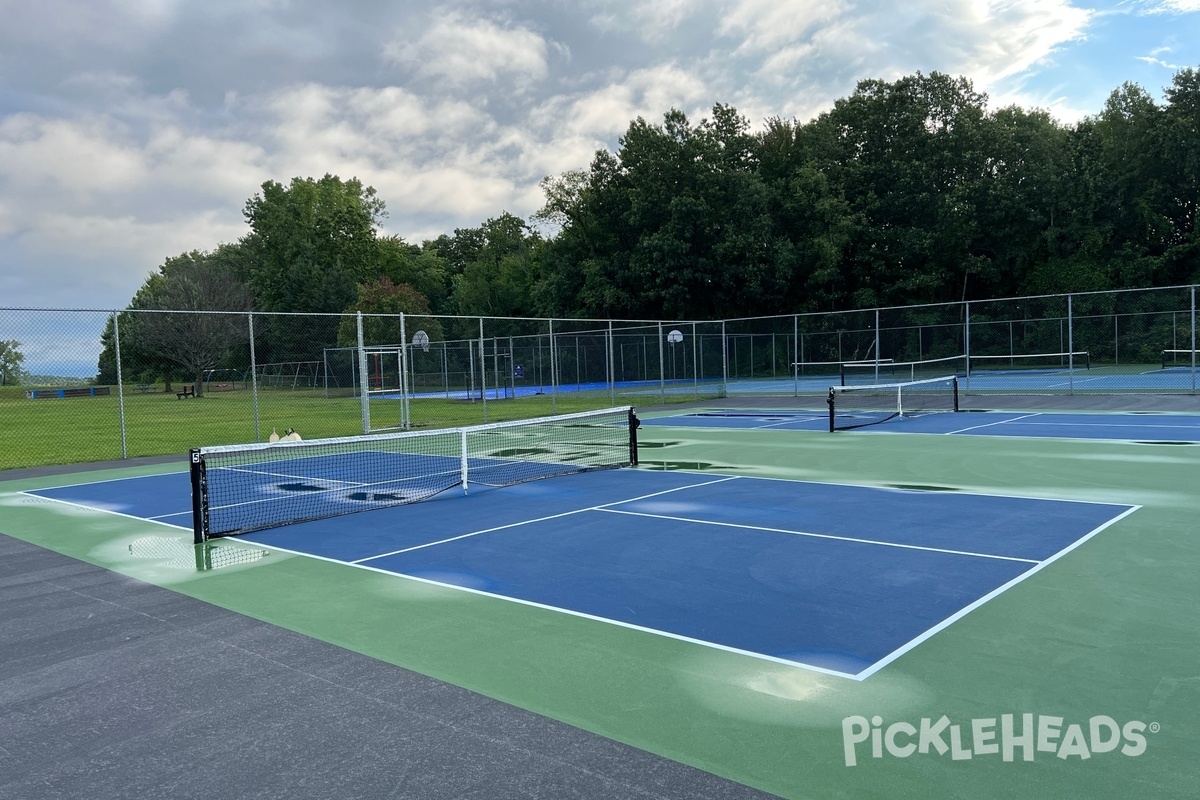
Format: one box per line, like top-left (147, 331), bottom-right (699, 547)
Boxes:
top-left (190, 406), bottom-right (639, 542)
top-left (967, 351), bottom-right (1090, 373)
top-left (839, 354), bottom-right (966, 386)
top-left (827, 375), bottom-right (959, 432)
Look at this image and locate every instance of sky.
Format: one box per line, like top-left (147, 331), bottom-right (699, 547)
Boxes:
top-left (1, 0), bottom-right (1198, 314)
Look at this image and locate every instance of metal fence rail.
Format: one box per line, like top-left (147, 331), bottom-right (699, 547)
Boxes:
top-left (1, 284), bottom-right (1197, 468)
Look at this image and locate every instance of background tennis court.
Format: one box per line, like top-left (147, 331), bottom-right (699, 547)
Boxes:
top-left (2, 400), bottom-right (1198, 799)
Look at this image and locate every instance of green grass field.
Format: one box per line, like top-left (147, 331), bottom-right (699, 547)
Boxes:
top-left (0, 385), bottom-right (643, 470)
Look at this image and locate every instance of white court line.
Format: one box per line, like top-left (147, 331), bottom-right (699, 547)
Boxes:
top-left (1012, 420), bottom-right (1200, 430)
top-left (855, 504), bottom-right (1142, 680)
top-left (26, 470), bottom-right (187, 494)
top-left (353, 475), bottom-right (741, 564)
top-left (597, 508), bottom-right (1039, 564)
top-left (252, 534), bottom-right (862, 680)
top-left (945, 412), bottom-right (1042, 434)
top-left (13, 491), bottom-right (191, 530)
top-left (751, 417), bottom-right (824, 430)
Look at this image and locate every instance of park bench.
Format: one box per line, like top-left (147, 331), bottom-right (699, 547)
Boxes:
top-left (176, 385), bottom-right (196, 399)
top-left (136, 383), bottom-right (152, 393)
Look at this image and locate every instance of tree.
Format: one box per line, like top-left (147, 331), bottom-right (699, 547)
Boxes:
top-left (377, 236), bottom-right (451, 314)
top-left (537, 105), bottom-right (784, 319)
top-left (240, 174), bottom-right (387, 360)
top-left (451, 213), bottom-right (542, 323)
top-left (1160, 68), bottom-right (1200, 282)
top-left (122, 249), bottom-right (254, 397)
top-left (0, 340), bottom-right (26, 386)
top-left (811, 72), bottom-right (991, 307)
top-left (336, 277), bottom-right (443, 348)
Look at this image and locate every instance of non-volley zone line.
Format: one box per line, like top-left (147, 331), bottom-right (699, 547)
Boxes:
top-left (597, 507), bottom-right (1039, 564)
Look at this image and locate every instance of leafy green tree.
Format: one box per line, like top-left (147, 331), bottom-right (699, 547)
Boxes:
top-left (811, 72), bottom-right (990, 307)
top-left (968, 105), bottom-right (1077, 297)
top-left (755, 117), bottom-right (854, 312)
top-left (538, 105), bottom-right (785, 319)
top-left (240, 174), bottom-right (387, 360)
top-left (336, 277), bottom-right (443, 348)
top-left (534, 150), bottom-right (634, 318)
top-left (1159, 68), bottom-right (1200, 283)
top-left (115, 249), bottom-right (254, 396)
top-left (1087, 82), bottom-right (1169, 287)
top-left (377, 236), bottom-right (451, 314)
top-left (451, 213), bottom-right (542, 325)
top-left (0, 340), bottom-right (26, 386)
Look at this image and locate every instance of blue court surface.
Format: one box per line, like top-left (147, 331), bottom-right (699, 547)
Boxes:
top-left (642, 408), bottom-right (1200, 441)
top-left (26, 466), bottom-right (1136, 680)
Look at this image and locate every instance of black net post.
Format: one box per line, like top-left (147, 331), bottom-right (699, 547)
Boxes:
top-left (952, 377), bottom-right (960, 412)
top-left (827, 388), bottom-right (836, 433)
top-left (189, 448), bottom-right (207, 544)
top-left (628, 408), bottom-right (640, 466)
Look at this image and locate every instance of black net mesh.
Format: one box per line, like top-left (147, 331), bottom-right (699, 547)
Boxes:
top-left (193, 407), bottom-right (634, 539)
top-left (828, 376), bottom-right (959, 431)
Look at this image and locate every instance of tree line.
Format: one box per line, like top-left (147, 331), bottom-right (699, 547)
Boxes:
top-left (94, 68), bottom-right (1199, 389)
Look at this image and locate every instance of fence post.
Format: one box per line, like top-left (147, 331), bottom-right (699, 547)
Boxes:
top-left (658, 321), bottom-right (665, 404)
top-left (722, 320), bottom-right (728, 393)
top-left (356, 312), bottom-right (369, 433)
top-left (692, 321), bottom-right (699, 400)
top-left (1192, 285), bottom-right (1197, 395)
top-left (608, 321), bottom-right (615, 407)
top-left (964, 301), bottom-right (971, 389)
top-left (399, 312), bottom-right (409, 429)
top-left (478, 318), bottom-right (487, 422)
top-left (793, 314), bottom-right (799, 396)
top-left (249, 312), bottom-right (261, 441)
top-left (1068, 294), bottom-right (1075, 394)
top-left (874, 308), bottom-right (881, 383)
top-left (549, 318), bottom-right (557, 414)
top-left (114, 312), bottom-right (127, 459)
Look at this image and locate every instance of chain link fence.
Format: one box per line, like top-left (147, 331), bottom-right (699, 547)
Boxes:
top-left (2, 284), bottom-right (1197, 468)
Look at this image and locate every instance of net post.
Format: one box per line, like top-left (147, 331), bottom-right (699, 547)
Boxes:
top-left (189, 448), bottom-right (207, 545)
top-left (460, 429), bottom-right (469, 494)
top-left (627, 408), bottom-right (640, 466)
top-left (826, 388), bottom-right (836, 433)
top-left (952, 376), bottom-right (960, 412)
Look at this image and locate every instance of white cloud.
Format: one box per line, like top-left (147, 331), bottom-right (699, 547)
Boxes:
top-left (717, 0), bottom-right (847, 54)
top-left (1138, 0), bottom-right (1200, 12)
top-left (384, 11), bottom-right (552, 88)
top-left (532, 64), bottom-right (712, 139)
top-left (738, 0), bottom-right (1092, 88)
top-left (628, 0), bottom-right (697, 40)
top-left (0, 114), bottom-right (148, 200)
